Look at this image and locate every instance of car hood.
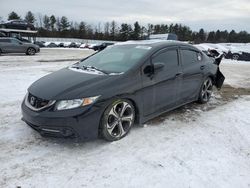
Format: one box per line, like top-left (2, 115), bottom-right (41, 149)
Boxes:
top-left (28, 68), bottom-right (114, 100)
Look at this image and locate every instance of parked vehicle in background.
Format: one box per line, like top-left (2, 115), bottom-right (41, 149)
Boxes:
top-left (0, 32), bottom-right (6, 37)
top-left (149, 33), bottom-right (178, 40)
top-left (21, 40), bottom-right (224, 141)
top-left (87, 43), bottom-right (98, 49)
top-left (225, 50), bottom-right (250, 61)
top-left (222, 44), bottom-right (250, 61)
top-left (68, 42), bottom-right (78, 48)
top-left (0, 37), bottom-right (40, 55)
top-left (0, 20), bottom-right (35, 30)
top-left (58, 43), bottom-right (64, 47)
top-left (93, 42), bottom-right (114, 51)
top-left (34, 41), bottom-right (45, 48)
top-left (44, 42), bottom-right (58, 48)
top-left (80, 43), bottom-right (88, 48)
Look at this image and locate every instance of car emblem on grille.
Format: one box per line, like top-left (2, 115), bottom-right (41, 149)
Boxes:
top-left (30, 96), bottom-right (35, 106)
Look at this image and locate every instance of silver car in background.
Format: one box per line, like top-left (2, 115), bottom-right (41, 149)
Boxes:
top-left (0, 37), bottom-right (40, 55)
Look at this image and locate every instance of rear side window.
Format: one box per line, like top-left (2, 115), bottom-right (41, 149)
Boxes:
top-left (181, 49), bottom-right (202, 66)
top-left (152, 49), bottom-right (178, 68)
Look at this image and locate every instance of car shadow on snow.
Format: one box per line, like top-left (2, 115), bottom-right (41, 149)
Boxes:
top-left (146, 84), bottom-right (250, 125)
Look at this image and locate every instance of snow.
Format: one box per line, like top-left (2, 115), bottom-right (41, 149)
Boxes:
top-left (221, 59), bottom-right (250, 88)
top-left (1, 49), bottom-right (250, 187)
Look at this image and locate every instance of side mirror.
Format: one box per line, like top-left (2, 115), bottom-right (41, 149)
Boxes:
top-left (154, 62), bottom-right (165, 71)
top-left (143, 65), bottom-right (154, 77)
top-left (19, 42), bottom-right (23, 45)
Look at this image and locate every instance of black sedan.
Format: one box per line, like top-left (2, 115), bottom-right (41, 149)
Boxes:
top-left (0, 20), bottom-right (35, 30)
top-left (21, 41), bottom-right (225, 141)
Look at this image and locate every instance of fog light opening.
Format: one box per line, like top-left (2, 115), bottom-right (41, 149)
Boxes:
top-left (61, 129), bottom-right (73, 137)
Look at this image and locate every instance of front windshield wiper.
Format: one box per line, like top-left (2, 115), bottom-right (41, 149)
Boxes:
top-left (81, 65), bottom-right (108, 75)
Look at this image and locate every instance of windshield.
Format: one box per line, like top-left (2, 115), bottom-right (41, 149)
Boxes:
top-left (78, 45), bottom-right (151, 73)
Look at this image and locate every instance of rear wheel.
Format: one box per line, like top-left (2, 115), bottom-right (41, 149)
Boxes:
top-left (232, 53), bottom-right (240, 60)
top-left (100, 99), bottom-right (135, 141)
top-left (26, 47), bottom-right (36, 55)
top-left (198, 77), bottom-right (213, 103)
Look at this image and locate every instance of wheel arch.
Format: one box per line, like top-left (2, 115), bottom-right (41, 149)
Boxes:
top-left (207, 74), bottom-right (216, 85)
top-left (99, 95), bottom-right (141, 128)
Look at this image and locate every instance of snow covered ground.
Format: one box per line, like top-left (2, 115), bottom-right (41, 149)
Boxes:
top-left (0, 49), bottom-right (250, 188)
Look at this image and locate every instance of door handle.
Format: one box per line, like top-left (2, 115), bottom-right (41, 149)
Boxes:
top-left (175, 72), bottom-right (183, 77)
top-left (200, 65), bottom-right (205, 70)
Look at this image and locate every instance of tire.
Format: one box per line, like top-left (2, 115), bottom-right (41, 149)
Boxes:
top-left (198, 77), bottom-right (213, 104)
top-left (26, 47), bottom-right (36, 55)
top-left (232, 53), bottom-right (240, 60)
top-left (100, 99), bottom-right (135, 141)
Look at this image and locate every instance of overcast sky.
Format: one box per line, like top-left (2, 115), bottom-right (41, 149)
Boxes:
top-left (1, 0), bottom-right (250, 32)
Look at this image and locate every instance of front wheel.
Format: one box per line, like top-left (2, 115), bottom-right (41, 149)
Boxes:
top-left (198, 77), bottom-right (213, 104)
top-left (26, 48), bottom-right (36, 55)
top-left (100, 99), bottom-right (135, 141)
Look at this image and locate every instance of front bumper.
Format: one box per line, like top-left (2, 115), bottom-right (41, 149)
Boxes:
top-left (21, 100), bottom-right (104, 140)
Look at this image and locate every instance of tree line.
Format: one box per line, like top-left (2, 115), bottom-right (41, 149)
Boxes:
top-left (4, 11), bottom-right (250, 43)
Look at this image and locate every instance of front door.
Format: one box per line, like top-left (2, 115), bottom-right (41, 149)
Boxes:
top-left (10, 39), bottom-right (24, 53)
top-left (142, 47), bottom-right (181, 116)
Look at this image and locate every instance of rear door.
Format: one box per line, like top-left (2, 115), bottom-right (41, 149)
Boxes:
top-left (179, 47), bottom-right (204, 103)
top-left (0, 39), bottom-right (12, 52)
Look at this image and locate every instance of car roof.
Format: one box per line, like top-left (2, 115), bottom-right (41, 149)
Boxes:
top-left (115, 40), bottom-right (198, 51)
top-left (0, 37), bottom-right (16, 40)
top-left (7, 20), bottom-right (24, 23)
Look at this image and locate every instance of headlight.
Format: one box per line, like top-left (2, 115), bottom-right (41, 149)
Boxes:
top-left (55, 96), bottom-right (100, 111)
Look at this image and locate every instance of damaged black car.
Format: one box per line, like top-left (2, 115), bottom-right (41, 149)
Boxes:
top-left (21, 40), bottom-right (225, 141)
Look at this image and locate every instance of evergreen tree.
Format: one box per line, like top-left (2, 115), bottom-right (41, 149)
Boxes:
top-left (132, 21), bottom-right (141, 40)
top-left (215, 30), bottom-right (221, 42)
top-left (60, 16), bottom-right (69, 31)
top-left (25, 11), bottom-right (35, 24)
top-left (198, 28), bottom-right (206, 42)
top-left (119, 23), bottom-right (133, 41)
top-left (207, 31), bottom-right (216, 42)
top-left (50, 15), bottom-right (56, 30)
top-left (43, 15), bottom-right (50, 30)
top-left (79, 21), bottom-right (87, 38)
top-left (8, 11), bottom-right (21, 20)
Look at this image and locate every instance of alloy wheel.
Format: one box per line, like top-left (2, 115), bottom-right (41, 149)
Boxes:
top-left (201, 78), bottom-right (213, 102)
top-left (27, 48), bottom-right (35, 55)
top-left (106, 101), bottom-right (134, 139)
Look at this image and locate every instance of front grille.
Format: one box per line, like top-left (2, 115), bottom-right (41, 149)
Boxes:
top-left (28, 93), bottom-right (50, 109)
top-left (25, 93), bottom-right (55, 111)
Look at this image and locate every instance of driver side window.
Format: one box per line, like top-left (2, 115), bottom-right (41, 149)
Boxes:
top-left (152, 49), bottom-right (179, 70)
top-left (11, 39), bottom-right (20, 45)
